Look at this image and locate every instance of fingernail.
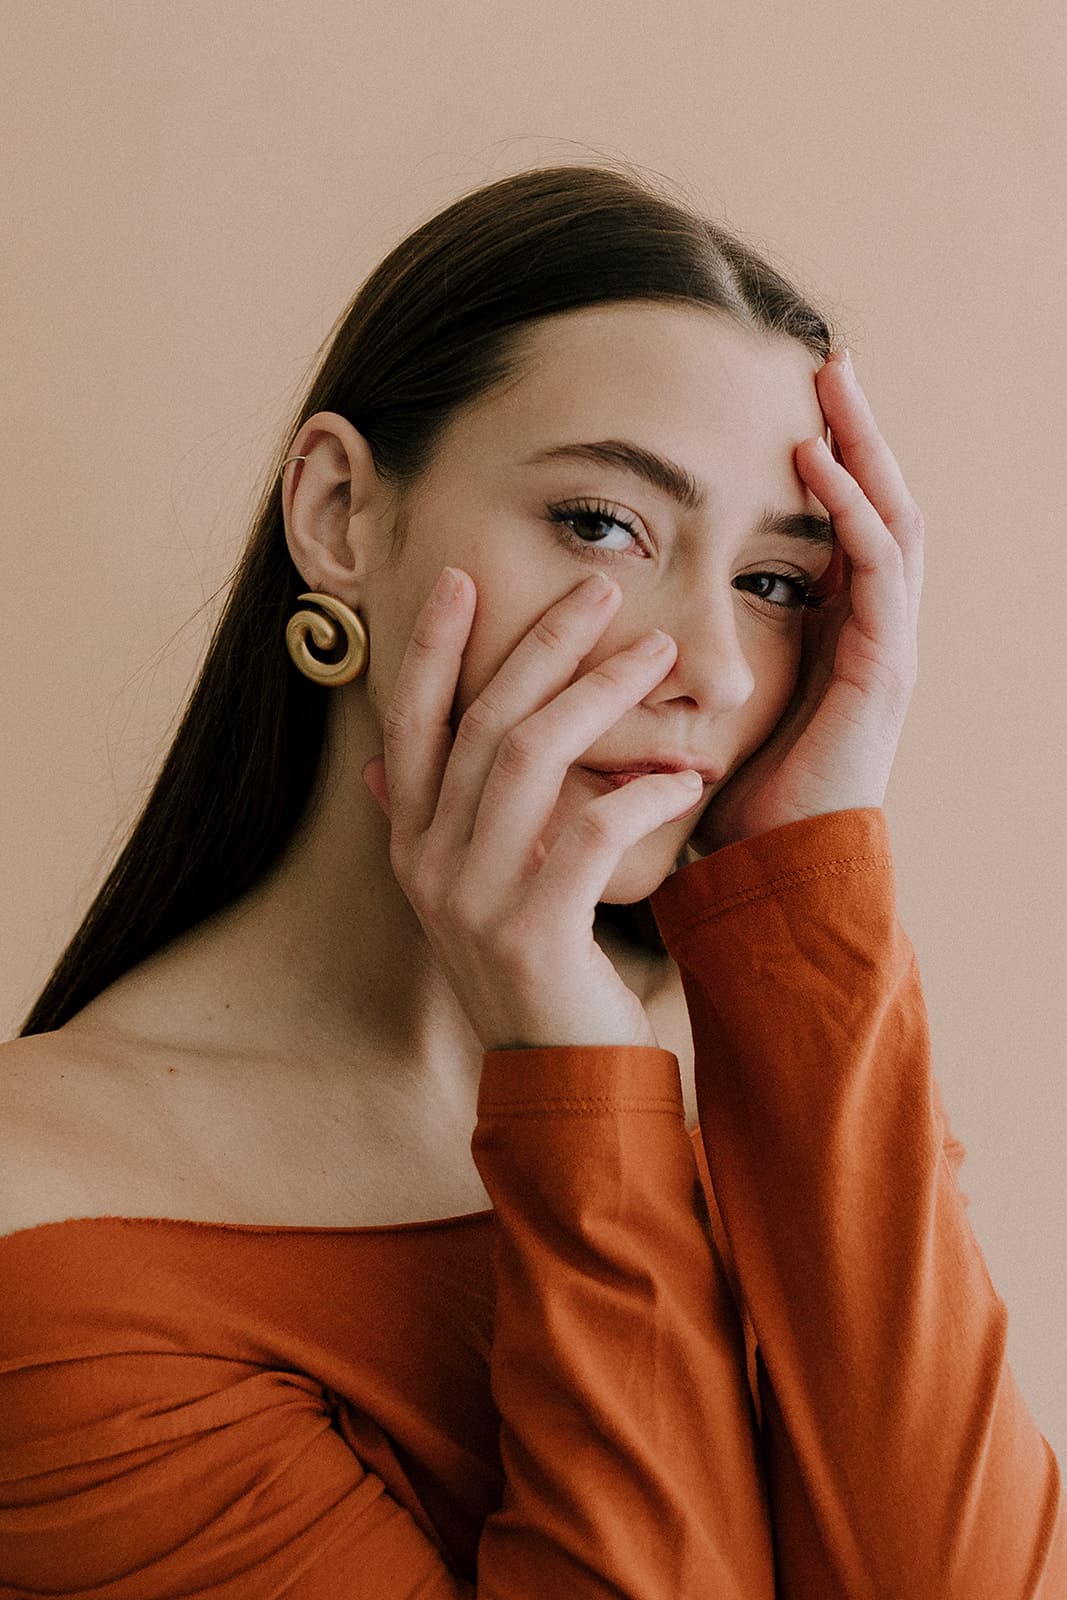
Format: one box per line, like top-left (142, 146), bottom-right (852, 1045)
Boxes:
top-left (433, 567), bottom-right (461, 605)
top-left (633, 629), bottom-right (673, 654)
top-left (581, 572), bottom-right (616, 603)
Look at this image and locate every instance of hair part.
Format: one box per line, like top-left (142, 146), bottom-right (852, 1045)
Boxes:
top-left (20, 159), bottom-right (838, 1037)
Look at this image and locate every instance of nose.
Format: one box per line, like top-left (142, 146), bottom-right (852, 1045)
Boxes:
top-left (640, 590), bottom-right (757, 717)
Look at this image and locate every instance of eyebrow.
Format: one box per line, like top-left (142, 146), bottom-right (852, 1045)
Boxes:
top-left (524, 438), bottom-right (834, 548)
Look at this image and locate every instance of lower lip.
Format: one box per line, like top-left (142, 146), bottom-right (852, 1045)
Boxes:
top-left (582, 767), bottom-right (691, 790)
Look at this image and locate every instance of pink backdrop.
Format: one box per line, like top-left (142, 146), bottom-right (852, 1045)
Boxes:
top-left (3, 0), bottom-right (1064, 1458)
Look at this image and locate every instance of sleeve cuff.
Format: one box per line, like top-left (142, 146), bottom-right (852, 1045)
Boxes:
top-left (649, 807), bottom-right (893, 945)
top-left (478, 1046), bottom-right (684, 1120)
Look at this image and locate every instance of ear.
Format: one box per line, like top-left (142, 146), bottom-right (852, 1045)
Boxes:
top-left (282, 411), bottom-right (384, 594)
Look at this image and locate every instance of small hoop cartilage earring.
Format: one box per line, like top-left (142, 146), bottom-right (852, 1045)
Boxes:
top-left (280, 455), bottom-right (307, 475)
top-left (285, 592), bottom-right (368, 687)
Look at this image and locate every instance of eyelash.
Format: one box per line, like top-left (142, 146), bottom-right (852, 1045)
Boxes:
top-left (545, 499), bottom-right (830, 612)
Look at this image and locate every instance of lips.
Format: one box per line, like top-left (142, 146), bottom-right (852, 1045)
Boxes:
top-left (583, 757), bottom-right (723, 785)
top-left (585, 769), bottom-right (656, 790)
top-left (581, 765), bottom-right (716, 792)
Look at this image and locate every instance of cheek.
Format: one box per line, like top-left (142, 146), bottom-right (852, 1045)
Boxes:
top-left (451, 637), bottom-right (501, 734)
top-left (451, 593), bottom-right (557, 730)
top-left (748, 627), bottom-right (805, 732)
top-left (371, 561), bottom-right (524, 734)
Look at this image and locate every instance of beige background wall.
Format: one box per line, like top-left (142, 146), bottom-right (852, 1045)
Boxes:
top-left (3, 1), bottom-right (1064, 1462)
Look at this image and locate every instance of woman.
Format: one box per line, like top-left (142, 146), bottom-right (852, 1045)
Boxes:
top-left (2, 162), bottom-right (1063, 1596)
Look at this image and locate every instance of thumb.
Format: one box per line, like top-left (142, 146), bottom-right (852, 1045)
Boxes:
top-left (361, 754), bottom-right (390, 818)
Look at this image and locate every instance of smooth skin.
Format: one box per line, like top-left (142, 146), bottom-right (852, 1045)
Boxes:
top-left (52, 305), bottom-right (922, 1194)
top-left (692, 348), bottom-right (922, 852)
top-left (361, 335), bottom-right (923, 1052)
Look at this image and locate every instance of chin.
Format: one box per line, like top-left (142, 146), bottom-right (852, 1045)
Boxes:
top-left (541, 772), bottom-right (696, 902)
top-left (596, 837), bottom-right (692, 905)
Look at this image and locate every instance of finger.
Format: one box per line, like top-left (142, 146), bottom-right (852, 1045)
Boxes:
top-left (460, 630), bottom-right (699, 893)
top-left (380, 566), bottom-right (477, 841)
top-left (429, 573), bottom-right (622, 848)
top-left (519, 771), bottom-right (706, 926)
top-left (816, 353), bottom-right (915, 533)
top-left (798, 574), bottom-right (848, 710)
top-left (797, 437), bottom-right (911, 660)
top-left (361, 753), bottom-right (389, 817)
top-left (818, 354), bottom-right (924, 628)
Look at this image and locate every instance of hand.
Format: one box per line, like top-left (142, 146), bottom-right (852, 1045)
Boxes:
top-left (690, 347), bottom-right (924, 854)
top-left (361, 569), bottom-right (706, 1052)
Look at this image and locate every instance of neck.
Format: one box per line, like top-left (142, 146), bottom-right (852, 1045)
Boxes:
top-left (66, 723), bottom-right (664, 1088)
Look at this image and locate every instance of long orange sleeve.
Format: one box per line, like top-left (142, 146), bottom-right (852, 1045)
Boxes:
top-left (0, 806), bottom-right (1062, 1595)
top-left (469, 1045), bottom-right (776, 1595)
top-left (647, 805), bottom-right (1067, 1597)
top-left (0, 1064), bottom-right (780, 1592)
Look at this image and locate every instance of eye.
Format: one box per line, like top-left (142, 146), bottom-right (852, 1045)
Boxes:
top-left (734, 570), bottom-right (829, 612)
top-left (546, 499), bottom-right (830, 611)
top-left (545, 499), bottom-right (651, 562)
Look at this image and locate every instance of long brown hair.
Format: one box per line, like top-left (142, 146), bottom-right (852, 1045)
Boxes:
top-left (19, 160), bottom-right (837, 1038)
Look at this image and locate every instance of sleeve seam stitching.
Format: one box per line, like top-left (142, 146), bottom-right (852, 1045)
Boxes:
top-left (665, 850), bottom-right (893, 934)
top-left (478, 1094), bottom-right (684, 1117)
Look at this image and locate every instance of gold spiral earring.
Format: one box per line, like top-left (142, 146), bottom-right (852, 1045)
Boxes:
top-left (285, 592), bottom-right (369, 686)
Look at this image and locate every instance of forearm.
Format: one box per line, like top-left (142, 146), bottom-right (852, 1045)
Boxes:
top-left (650, 808), bottom-right (1067, 1597)
top-left (471, 1045), bottom-right (776, 1598)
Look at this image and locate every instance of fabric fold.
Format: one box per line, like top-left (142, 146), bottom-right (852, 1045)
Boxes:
top-left (648, 806), bottom-right (1066, 1597)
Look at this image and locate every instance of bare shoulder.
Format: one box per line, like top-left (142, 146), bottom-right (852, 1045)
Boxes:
top-left (0, 1029), bottom-right (132, 1240)
top-left (0, 1029), bottom-right (110, 1136)
top-left (0, 1022), bottom-right (498, 1236)
top-left (0, 1026), bottom-right (249, 1239)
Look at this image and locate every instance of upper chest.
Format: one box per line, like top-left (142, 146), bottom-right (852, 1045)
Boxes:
top-left (0, 1029), bottom-right (496, 1233)
top-left (2, 962), bottom-right (695, 1236)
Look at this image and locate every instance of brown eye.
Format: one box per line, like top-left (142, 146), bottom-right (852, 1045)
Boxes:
top-left (545, 500), bottom-right (651, 561)
top-left (734, 571), bottom-right (826, 611)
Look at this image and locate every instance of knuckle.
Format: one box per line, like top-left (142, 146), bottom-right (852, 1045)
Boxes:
top-left (387, 835), bottom-right (414, 887)
top-left (588, 654), bottom-right (638, 693)
top-left (496, 724), bottom-right (540, 777)
top-left (493, 917), bottom-right (542, 974)
top-left (440, 879), bottom-right (475, 930)
top-left (888, 539), bottom-right (907, 576)
top-left (845, 477), bottom-right (873, 512)
top-left (890, 500), bottom-right (923, 543)
top-left (867, 532), bottom-right (904, 574)
top-left (531, 612), bottom-right (573, 653)
top-left (412, 860), bottom-right (455, 924)
top-left (881, 655), bottom-right (915, 702)
top-left (403, 622), bottom-right (439, 664)
top-left (455, 697), bottom-right (498, 746)
top-left (381, 702), bottom-right (412, 742)
top-left (573, 802), bottom-right (613, 850)
top-left (445, 887), bottom-right (522, 964)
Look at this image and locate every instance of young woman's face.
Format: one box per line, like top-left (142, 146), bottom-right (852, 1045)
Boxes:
top-left (357, 301), bottom-right (833, 904)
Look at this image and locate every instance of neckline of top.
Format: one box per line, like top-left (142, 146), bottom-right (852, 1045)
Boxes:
top-left (1, 1207), bottom-right (498, 1244)
top-left (2, 1129), bottom-right (703, 1245)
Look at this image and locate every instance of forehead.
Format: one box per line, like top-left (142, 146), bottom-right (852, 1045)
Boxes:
top-left (445, 302), bottom-right (827, 500)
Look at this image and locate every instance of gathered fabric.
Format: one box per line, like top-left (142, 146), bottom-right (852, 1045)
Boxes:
top-left (0, 808), bottom-right (1062, 1597)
